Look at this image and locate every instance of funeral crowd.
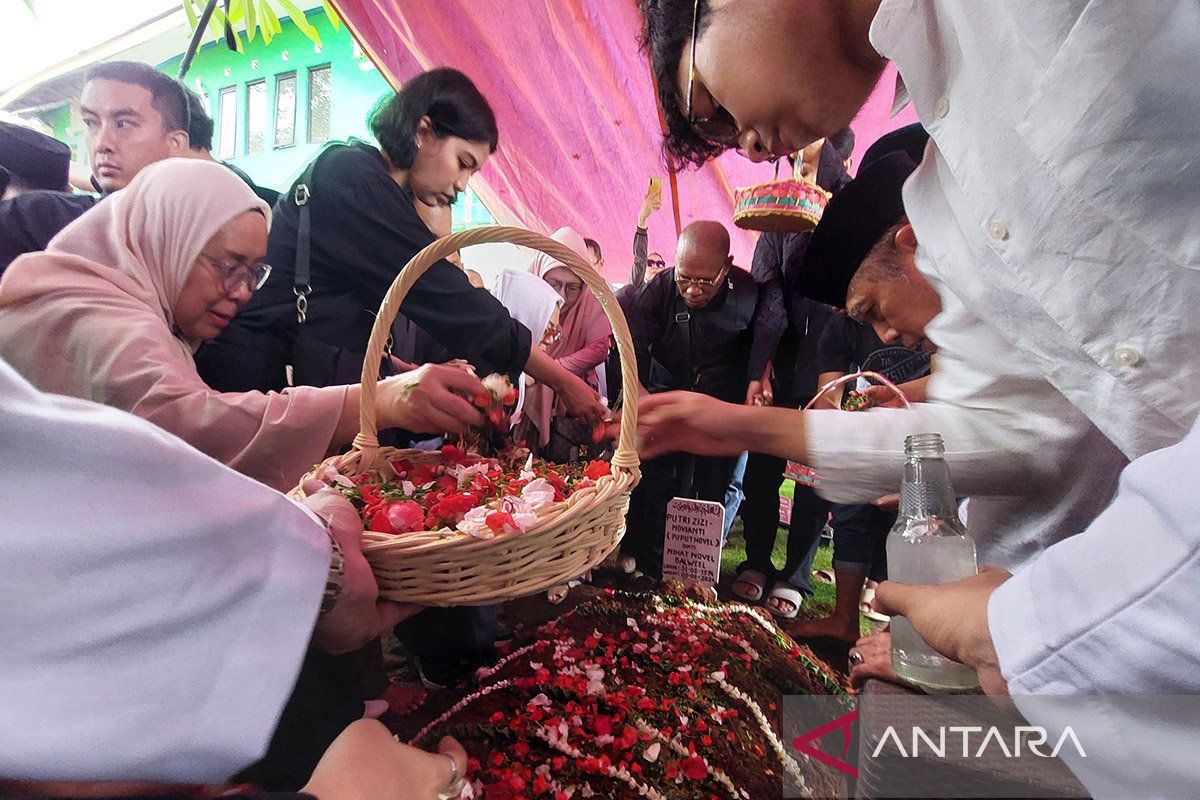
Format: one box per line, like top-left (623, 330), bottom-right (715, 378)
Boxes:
top-left (1, 1), bottom-right (1197, 799)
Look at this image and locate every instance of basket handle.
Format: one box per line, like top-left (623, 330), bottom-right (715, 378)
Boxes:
top-left (353, 226), bottom-right (640, 477)
top-left (803, 370), bottom-right (913, 411)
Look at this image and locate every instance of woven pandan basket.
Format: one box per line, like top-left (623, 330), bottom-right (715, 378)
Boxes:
top-left (732, 157), bottom-right (831, 233)
top-left (291, 226), bottom-right (641, 606)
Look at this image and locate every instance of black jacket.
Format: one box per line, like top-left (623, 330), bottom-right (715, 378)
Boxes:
top-left (0, 191), bottom-right (97, 276)
top-left (626, 267), bottom-right (763, 404)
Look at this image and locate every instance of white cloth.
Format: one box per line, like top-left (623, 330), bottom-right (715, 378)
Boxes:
top-left (0, 357), bottom-right (330, 783)
top-left (988, 415), bottom-right (1200, 798)
top-left (805, 282), bottom-right (1127, 569)
top-left (489, 269), bottom-right (563, 422)
top-left (870, 0), bottom-right (1200, 461)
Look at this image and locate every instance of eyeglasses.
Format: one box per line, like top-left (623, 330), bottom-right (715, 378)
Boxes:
top-left (647, 258), bottom-right (667, 270)
top-left (684, 0), bottom-right (740, 147)
top-left (199, 251), bottom-right (272, 295)
top-left (675, 267), bottom-right (727, 291)
top-left (545, 277), bottom-right (584, 297)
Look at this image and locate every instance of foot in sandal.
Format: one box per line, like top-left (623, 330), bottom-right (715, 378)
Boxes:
top-left (765, 582), bottom-right (807, 619)
top-left (730, 568), bottom-right (768, 602)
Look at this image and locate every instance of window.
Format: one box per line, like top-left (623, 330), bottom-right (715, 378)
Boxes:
top-left (307, 64), bottom-right (332, 143)
top-left (274, 72), bottom-right (296, 148)
top-left (216, 86), bottom-right (237, 160)
top-left (245, 79), bottom-right (266, 155)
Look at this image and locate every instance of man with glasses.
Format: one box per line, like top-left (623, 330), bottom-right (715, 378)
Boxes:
top-left (619, 220), bottom-right (766, 582)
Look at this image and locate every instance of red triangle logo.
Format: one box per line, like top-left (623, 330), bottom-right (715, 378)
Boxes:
top-left (791, 708), bottom-right (859, 778)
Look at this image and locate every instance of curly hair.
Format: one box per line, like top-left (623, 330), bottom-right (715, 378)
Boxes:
top-left (640, 0), bottom-right (734, 169)
top-left (369, 68), bottom-right (498, 170)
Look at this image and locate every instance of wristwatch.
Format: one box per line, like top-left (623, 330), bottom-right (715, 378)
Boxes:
top-left (319, 521), bottom-right (345, 616)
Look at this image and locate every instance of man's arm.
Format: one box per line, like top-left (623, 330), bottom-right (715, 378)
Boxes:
top-left (631, 226), bottom-right (648, 289)
top-left (630, 184), bottom-right (661, 287)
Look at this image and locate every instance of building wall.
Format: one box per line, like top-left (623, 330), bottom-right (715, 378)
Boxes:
top-left (32, 9), bottom-right (494, 231)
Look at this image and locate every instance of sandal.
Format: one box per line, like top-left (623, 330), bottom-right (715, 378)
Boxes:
top-left (730, 569), bottom-right (768, 602)
top-left (765, 583), bottom-right (804, 619)
top-left (859, 586), bottom-right (890, 624)
top-left (811, 568), bottom-right (836, 584)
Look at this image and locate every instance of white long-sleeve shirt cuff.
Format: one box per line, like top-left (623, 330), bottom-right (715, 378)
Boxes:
top-left (804, 404), bottom-right (1032, 504)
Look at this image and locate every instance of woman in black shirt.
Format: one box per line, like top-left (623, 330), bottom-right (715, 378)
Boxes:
top-left (197, 68), bottom-right (601, 424)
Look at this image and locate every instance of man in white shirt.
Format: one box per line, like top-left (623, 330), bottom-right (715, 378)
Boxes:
top-left (635, 1), bottom-right (1196, 555)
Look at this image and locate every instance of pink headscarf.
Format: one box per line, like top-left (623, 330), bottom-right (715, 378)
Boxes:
top-left (525, 226), bottom-right (612, 446)
top-left (0, 158), bottom-right (348, 491)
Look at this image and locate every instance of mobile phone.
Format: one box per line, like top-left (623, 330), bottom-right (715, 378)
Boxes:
top-left (648, 177), bottom-right (663, 202)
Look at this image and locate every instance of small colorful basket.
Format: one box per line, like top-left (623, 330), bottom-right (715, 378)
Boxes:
top-left (733, 158), bottom-right (831, 233)
top-left (291, 226), bottom-right (642, 606)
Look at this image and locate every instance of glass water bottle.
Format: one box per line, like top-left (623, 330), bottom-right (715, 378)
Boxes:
top-left (887, 433), bottom-right (980, 691)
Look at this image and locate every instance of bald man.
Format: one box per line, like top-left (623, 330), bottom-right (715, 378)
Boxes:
top-left (620, 221), bottom-right (766, 581)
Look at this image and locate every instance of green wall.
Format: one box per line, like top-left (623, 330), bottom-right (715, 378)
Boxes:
top-left (159, 10), bottom-right (388, 192)
top-left (35, 9), bottom-right (493, 229)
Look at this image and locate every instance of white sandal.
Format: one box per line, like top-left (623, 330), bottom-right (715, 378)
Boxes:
top-left (731, 569), bottom-right (768, 602)
top-left (766, 583), bottom-right (804, 619)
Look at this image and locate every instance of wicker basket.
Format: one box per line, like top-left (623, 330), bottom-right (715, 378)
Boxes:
top-left (732, 157), bottom-right (831, 233)
top-left (291, 226), bottom-right (641, 606)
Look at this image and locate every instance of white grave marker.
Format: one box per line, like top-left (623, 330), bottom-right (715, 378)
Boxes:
top-left (661, 497), bottom-right (725, 586)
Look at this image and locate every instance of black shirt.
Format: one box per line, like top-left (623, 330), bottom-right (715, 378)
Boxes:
top-left (817, 315), bottom-right (932, 385)
top-left (205, 142), bottom-right (530, 388)
top-left (0, 190), bottom-right (97, 276)
top-left (626, 266), bottom-right (763, 404)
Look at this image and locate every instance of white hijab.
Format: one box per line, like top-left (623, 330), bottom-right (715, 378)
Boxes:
top-left (489, 269), bottom-right (563, 421)
top-left (0, 357), bottom-right (329, 783)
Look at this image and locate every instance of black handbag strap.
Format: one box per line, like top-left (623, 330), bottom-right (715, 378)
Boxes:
top-left (292, 140), bottom-right (353, 324)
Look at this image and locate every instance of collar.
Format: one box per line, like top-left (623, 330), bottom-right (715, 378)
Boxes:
top-left (868, 0), bottom-right (916, 118)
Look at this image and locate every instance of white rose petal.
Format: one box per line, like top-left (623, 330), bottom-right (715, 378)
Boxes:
top-left (643, 742), bottom-right (661, 763)
top-left (456, 507), bottom-right (495, 539)
top-left (521, 478), bottom-right (556, 508)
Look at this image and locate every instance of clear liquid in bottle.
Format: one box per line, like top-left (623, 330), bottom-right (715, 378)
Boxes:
top-left (887, 433), bottom-right (980, 692)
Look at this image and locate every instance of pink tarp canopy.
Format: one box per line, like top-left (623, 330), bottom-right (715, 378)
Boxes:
top-left (334, 0), bottom-right (917, 281)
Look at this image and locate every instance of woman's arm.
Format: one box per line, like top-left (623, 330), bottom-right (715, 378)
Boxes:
top-left (329, 363), bottom-right (488, 451)
top-left (555, 335), bottom-right (611, 376)
top-left (524, 348), bottom-right (605, 422)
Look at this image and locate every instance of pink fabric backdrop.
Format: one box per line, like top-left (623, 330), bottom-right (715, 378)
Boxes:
top-left (335, 0), bottom-right (917, 281)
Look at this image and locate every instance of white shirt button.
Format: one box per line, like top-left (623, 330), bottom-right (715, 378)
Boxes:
top-left (988, 220), bottom-right (1010, 241)
top-left (1113, 345), bottom-right (1143, 367)
top-left (934, 96), bottom-right (951, 118)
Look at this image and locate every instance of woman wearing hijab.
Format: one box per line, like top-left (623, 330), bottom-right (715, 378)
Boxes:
top-left (527, 226), bottom-right (613, 458)
top-left (489, 268), bottom-right (563, 429)
top-left (0, 357), bottom-right (467, 800)
top-left (0, 158), bottom-right (487, 493)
